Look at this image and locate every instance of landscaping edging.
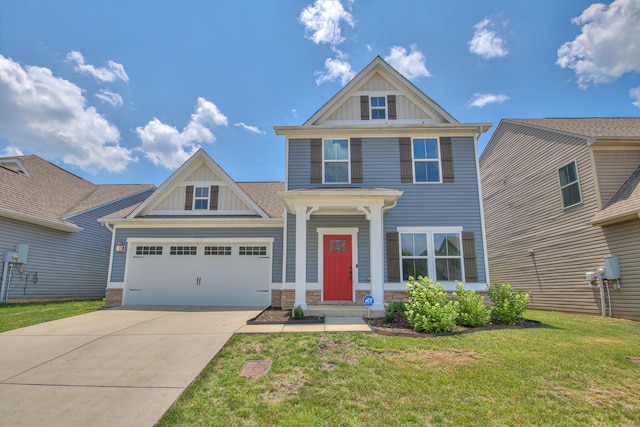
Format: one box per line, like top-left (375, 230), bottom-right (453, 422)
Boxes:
top-left (368, 319), bottom-right (542, 338)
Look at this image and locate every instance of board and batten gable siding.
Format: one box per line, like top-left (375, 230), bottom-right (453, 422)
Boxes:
top-left (480, 121), bottom-right (618, 316)
top-left (326, 95), bottom-right (431, 122)
top-left (287, 136), bottom-right (487, 283)
top-left (109, 227), bottom-right (283, 284)
top-left (153, 184), bottom-right (250, 212)
top-left (592, 148), bottom-right (640, 207)
top-left (285, 214), bottom-right (370, 283)
top-left (0, 190), bottom-right (153, 300)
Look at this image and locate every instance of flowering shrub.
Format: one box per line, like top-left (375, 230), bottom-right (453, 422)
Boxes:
top-left (405, 277), bottom-right (458, 333)
top-left (453, 281), bottom-right (491, 327)
top-left (487, 283), bottom-right (530, 325)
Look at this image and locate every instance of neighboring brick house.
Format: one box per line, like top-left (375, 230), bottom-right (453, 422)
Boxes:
top-left (480, 118), bottom-right (640, 321)
top-left (0, 154), bottom-right (155, 302)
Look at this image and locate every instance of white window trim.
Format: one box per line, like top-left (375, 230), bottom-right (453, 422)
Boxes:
top-left (322, 138), bottom-right (351, 184)
top-left (317, 227), bottom-right (359, 302)
top-left (412, 137), bottom-right (443, 184)
top-left (370, 95), bottom-right (387, 120)
top-left (558, 160), bottom-right (582, 209)
top-left (193, 186), bottom-right (210, 210)
top-left (396, 226), bottom-right (464, 283)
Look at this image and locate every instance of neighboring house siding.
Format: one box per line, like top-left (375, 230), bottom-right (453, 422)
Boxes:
top-left (481, 122), bottom-right (609, 315)
top-left (601, 220), bottom-right (640, 320)
top-left (110, 227), bottom-right (283, 283)
top-left (0, 190), bottom-right (153, 300)
top-left (592, 149), bottom-right (640, 207)
top-left (288, 136), bottom-right (487, 283)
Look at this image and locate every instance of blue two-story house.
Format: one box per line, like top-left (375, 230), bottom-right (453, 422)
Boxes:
top-left (100, 57), bottom-right (490, 311)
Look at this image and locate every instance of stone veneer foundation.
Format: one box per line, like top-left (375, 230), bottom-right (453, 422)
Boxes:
top-left (105, 288), bottom-right (123, 308)
top-left (271, 289), bottom-right (410, 309)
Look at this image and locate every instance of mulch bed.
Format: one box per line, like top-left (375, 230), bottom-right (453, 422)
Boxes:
top-left (246, 307), bottom-right (324, 324)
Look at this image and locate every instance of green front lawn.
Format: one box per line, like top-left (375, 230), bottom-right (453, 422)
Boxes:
top-left (0, 300), bottom-right (104, 333)
top-left (159, 310), bottom-right (640, 426)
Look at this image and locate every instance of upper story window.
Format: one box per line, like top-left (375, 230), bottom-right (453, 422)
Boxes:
top-left (413, 138), bottom-right (441, 183)
top-left (558, 161), bottom-right (582, 208)
top-left (370, 96), bottom-right (386, 119)
top-left (323, 139), bottom-right (350, 183)
top-left (193, 186), bottom-right (210, 210)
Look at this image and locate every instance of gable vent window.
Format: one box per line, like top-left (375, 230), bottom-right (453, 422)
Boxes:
top-left (194, 187), bottom-right (210, 210)
top-left (239, 246), bottom-right (267, 256)
top-left (204, 246), bottom-right (231, 255)
top-left (170, 246), bottom-right (197, 255)
top-left (558, 161), bottom-right (582, 208)
top-left (370, 96), bottom-right (386, 119)
top-left (136, 246), bottom-right (163, 256)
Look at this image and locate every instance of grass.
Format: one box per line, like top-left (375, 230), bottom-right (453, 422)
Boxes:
top-left (158, 310), bottom-right (640, 426)
top-left (0, 299), bottom-right (104, 333)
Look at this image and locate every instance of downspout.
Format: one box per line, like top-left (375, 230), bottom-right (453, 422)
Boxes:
top-left (474, 127), bottom-right (491, 285)
top-left (1, 259), bottom-right (9, 303)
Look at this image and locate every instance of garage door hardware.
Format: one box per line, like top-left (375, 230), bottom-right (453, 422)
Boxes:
top-left (196, 277), bottom-right (202, 286)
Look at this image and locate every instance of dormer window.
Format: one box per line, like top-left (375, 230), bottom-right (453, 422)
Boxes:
top-left (370, 96), bottom-right (386, 119)
top-left (194, 186), bottom-right (210, 210)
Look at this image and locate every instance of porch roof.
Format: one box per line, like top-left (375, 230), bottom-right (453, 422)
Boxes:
top-left (278, 188), bottom-right (403, 215)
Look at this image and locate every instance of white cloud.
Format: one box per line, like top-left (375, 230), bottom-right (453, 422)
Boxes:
top-left (95, 89), bottom-right (123, 106)
top-left (136, 97), bottom-right (228, 169)
top-left (314, 57), bottom-right (355, 85)
top-left (384, 45), bottom-right (430, 80)
top-left (66, 50), bottom-right (129, 82)
top-left (468, 93), bottom-right (510, 108)
top-left (469, 19), bottom-right (508, 59)
top-left (1, 146), bottom-right (24, 156)
top-left (0, 54), bottom-right (135, 172)
top-left (630, 87), bottom-right (640, 108)
top-left (234, 122), bottom-right (265, 135)
top-left (300, 0), bottom-right (354, 46)
top-left (557, 0), bottom-right (640, 87)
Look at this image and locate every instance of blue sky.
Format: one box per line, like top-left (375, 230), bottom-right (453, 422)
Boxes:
top-left (1, 0), bottom-right (639, 185)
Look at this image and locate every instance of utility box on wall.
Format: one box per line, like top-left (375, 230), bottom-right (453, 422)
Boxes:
top-left (3, 243), bottom-right (29, 264)
top-left (604, 255), bottom-right (621, 280)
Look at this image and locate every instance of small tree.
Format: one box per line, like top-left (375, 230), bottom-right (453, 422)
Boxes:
top-left (453, 281), bottom-right (491, 327)
top-left (405, 276), bottom-right (458, 333)
top-left (487, 283), bottom-right (530, 325)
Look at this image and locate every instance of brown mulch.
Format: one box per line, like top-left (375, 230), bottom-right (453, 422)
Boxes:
top-left (250, 307), bottom-right (323, 323)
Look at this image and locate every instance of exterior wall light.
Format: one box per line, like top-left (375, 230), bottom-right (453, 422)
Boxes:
top-left (115, 242), bottom-right (126, 253)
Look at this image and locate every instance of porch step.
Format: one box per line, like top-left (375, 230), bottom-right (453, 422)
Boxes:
top-left (305, 305), bottom-right (384, 318)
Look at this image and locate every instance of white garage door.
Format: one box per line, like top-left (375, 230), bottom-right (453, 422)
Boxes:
top-left (124, 242), bottom-right (271, 306)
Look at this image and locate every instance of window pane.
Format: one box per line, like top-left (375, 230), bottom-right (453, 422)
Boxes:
top-left (371, 96), bottom-right (385, 107)
top-left (436, 258), bottom-right (462, 281)
top-left (195, 187), bottom-right (209, 198)
top-left (426, 162), bottom-right (440, 182)
top-left (401, 233), bottom-right (427, 256)
top-left (194, 199), bottom-right (208, 210)
top-left (371, 109), bottom-right (386, 119)
top-left (559, 162), bottom-right (578, 186)
top-left (413, 139), bottom-right (438, 160)
top-left (562, 183), bottom-right (581, 207)
top-left (324, 139), bottom-right (348, 161)
top-left (324, 162), bottom-right (349, 183)
top-left (403, 259), bottom-right (428, 280)
top-left (401, 233), bottom-right (415, 256)
top-left (434, 233), bottom-right (460, 256)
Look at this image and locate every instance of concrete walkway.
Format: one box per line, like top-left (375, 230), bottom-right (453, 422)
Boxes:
top-left (0, 306), bottom-right (262, 427)
top-left (0, 307), bottom-right (372, 427)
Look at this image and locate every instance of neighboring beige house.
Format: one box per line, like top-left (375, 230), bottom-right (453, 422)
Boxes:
top-left (480, 118), bottom-right (640, 321)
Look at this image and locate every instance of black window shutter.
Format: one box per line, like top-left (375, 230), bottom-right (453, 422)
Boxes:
top-left (399, 138), bottom-right (413, 183)
top-left (209, 185), bottom-right (219, 210)
top-left (440, 137), bottom-right (454, 183)
top-left (184, 185), bottom-right (194, 210)
top-left (310, 139), bottom-right (322, 183)
top-left (387, 95), bottom-right (397, 120)
top-left (351, 138), bottom-right (362, 183)
top-left (387, 232), bottom-right (401, 282)
top-left (360, 95), bottom-right (370, 120)
top-left (462, 232), bottom-right (478, 282)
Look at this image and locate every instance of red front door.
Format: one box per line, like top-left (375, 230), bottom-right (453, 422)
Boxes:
top-left (323, 235), bottom-right (352, 300)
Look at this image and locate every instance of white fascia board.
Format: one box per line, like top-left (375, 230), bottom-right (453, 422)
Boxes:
top-left (101, 217), bottom-right (283, 228)
top-left (278, 189), bottom-right (402, 213)
top-left (273, 123), bottom-right (492, 139)
top-left (0, 208), bottom-right (82, 232)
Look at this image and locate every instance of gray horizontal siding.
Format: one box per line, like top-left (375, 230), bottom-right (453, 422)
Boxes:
top-left (1, 189), bottom-right (154, 300)
top-left (287, 136), bottom-right (487, 283)
top-left (110, 226), bottom-right (283, 284)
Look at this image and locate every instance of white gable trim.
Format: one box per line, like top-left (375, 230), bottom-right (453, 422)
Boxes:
top-left (129, 149), bottom-right (269, 219)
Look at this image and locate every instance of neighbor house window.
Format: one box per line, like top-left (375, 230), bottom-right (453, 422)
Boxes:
top-left (558, 161), bottom-right (581, 208)
top-left (193, 187), bottom-right (210, 210)
top-left (323, 139), bottom-right (349, 183)
top-left (399, 229), bottom-right (463, 282)
top-left (413, 138), bottom-right (441, 183)
top-left (370, 96), bottom-right (386, 119)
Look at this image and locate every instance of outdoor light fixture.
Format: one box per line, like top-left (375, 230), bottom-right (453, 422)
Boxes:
top-left (115, 242), bottom-right (126, 253)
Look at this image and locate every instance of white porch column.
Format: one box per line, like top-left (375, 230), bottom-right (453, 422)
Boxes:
top-left (294, 204), bottom-right (307, 309)
top-left (369, 203), bottom-right (385, 310)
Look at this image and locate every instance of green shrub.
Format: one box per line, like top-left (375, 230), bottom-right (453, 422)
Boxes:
top-left (453, 281), bottom-right (491, 327)
top-left (293, 305), bottom-right (304, 320)
top-left (405, 277), bottom-right (459, 333)
top-left (384, 301), bottom-right (405, 323)
top-left (487, 283), bottom-right (530, 325)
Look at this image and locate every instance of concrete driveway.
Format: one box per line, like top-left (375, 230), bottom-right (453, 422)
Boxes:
top-left (0, 306), bottom-right (263, 427)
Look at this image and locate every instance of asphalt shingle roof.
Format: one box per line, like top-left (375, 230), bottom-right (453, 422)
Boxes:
top-left (507, 118), bottom-right (640, 139)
